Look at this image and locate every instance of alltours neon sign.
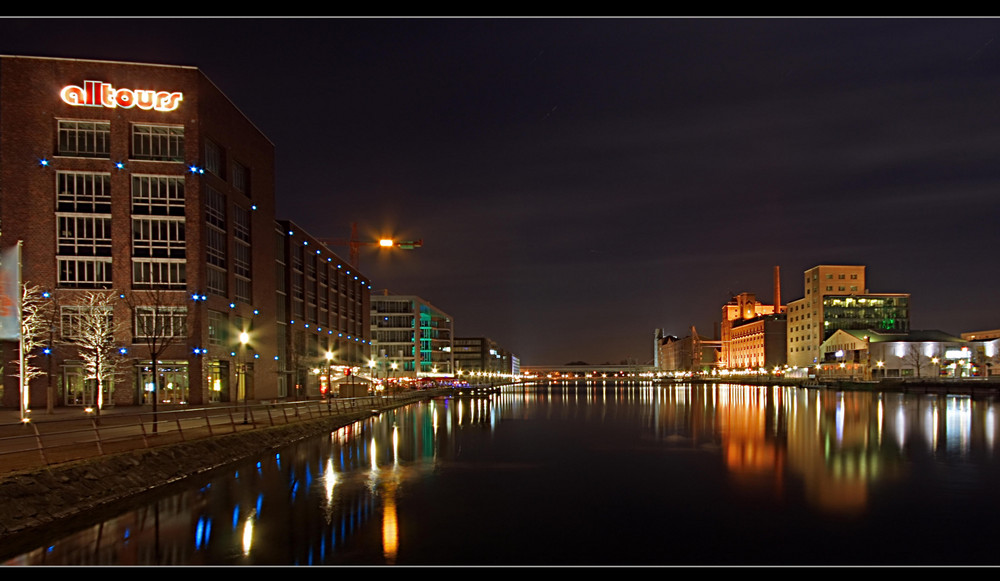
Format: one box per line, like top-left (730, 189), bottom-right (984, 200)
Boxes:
top-left (60, 80), bottom-right (183, 112)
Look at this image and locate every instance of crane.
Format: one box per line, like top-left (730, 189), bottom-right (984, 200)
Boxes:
top-left (319, 222), bottom-right (422, 270)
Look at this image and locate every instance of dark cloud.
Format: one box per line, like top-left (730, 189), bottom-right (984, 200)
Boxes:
top-left (3, 17), bottom-right (1000, 364)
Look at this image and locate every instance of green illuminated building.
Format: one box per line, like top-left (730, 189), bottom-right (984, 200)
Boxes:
top-left (370, 293), bottom-right (454, 378)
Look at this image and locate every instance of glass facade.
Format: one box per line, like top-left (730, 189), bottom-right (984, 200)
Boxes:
top-left (823, 295), bottom-right (910, 338)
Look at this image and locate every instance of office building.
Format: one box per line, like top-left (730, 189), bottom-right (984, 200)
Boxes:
top-left (786, 265), bottom-right (909, 369)
top-left (0, 55), bottom-right (285, 408)
top-left (454, 337), bottom-right (517, 379)
top-left (370, 293), bottom-right (454, 379)
top-left (276, 221), bottom-right (372, 398)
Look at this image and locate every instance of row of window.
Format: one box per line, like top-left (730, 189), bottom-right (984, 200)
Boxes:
top-left (58, 120), bottom-right (184, 162)
top-left (60, 305), bottom-right (187, 340)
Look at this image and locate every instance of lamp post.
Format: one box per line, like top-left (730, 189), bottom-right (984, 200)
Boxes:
top-left (325, 351), bottom-right (334, 400)
top-left (239, 331), bottom-right (249, 425)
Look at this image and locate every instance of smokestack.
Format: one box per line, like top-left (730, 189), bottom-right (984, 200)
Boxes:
top-left (773, 265), bottom-right (782, 311)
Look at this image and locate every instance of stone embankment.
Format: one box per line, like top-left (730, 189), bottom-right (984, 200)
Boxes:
top-left (0, 392), bottom-right (442, 557)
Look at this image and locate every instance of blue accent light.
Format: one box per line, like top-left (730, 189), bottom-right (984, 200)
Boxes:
top-left (303, 241), bottom-right (308, 246)
top-left (119, 347), bottom-right (128, 355)
top-left (39, 159), bottom-right (49, 167)
top-left (229, 303), bottom-right (236, 309)
top-left (189, 165), bottom-right (204, 174)
top-left (43, 347), bottom-right (51, 355)
top-left (253, 309), bottom-right (259, 315)
top-left (251, 205), bottom-right (257, 210)
top-left (254, 353), bottom-right (259, 359)
top-left (42, 291), bottom-right (51, 299)
top-left (230, 351), bottom-right (236, 357)
top-left (115, 161), bottom-right (125, 170)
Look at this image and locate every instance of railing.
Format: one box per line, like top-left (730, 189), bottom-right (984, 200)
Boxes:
top-left (0, 391), bottom-right (431, 475)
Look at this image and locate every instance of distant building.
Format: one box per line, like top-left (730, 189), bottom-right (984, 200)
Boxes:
top-left (370, 293), bottom-right (454, 378)
top-left (454, 337), bottom-right (517, 379)
top-left (720, 292), bottom-right (786, 370)
top-left (819, 329), bottom-right (970, 379)
top-left (786, 265), bottom-right (909, 369)
top-left (276, 220), bottom-right (372, 399)
top-left (659, 332), bottom-right (720, 373)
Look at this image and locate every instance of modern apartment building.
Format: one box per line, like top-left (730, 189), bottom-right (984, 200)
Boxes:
top-left (370, 293), bottom-right (454, 378)
top-left (0, 55), bottom-right (287, 408)
top-left (786, 265), bottom-right (909, 368)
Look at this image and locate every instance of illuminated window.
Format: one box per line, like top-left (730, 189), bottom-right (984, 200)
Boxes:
top-left (132, 124), bottom-right (184, 162)
top-left (58, 120), bottom-right (110, 158)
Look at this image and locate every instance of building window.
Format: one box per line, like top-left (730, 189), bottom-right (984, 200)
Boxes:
top-left (132, 218), bottom-right (185, 259)
top-left (58, 257), bottom-right (112, 289)
top-left (58, 215), bottom-right (112, 257)
top-left (132, 124), bottom-right (184, 162)
top-left (60, 305), bottom-right (113, 339)
top-left (57, 172), bottom-right (111, 212)
top-left (208, 310), bottom-right (228, 346)
top-left (232, 161), bottom-right (249, 196)
top-left (205, 139), bottom-right (224, 177)
top-left (206, 187), bottom-right (228, 297)
top-left (133, 259), bottom-right (186, 289)
top-left (233, 205), bottom-right (251, 303)
top-left (207, 266), bottom-right (227, 297)
top-left (58, 120), bottom-right (110, 158)
top-left (132, 175), bottom-right (186, 216)
top-left (134, 306), bottom-right (188, 339)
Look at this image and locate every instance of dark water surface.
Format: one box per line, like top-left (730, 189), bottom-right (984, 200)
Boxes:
top-left (6, 381), bottom-right (1000, 566)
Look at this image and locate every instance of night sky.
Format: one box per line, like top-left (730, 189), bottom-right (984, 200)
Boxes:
top-left (3, 18), bottom-right (1000, 366)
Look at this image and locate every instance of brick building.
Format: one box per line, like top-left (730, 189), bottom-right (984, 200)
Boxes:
top-left (0, 55), bottom-right (285, 409)
top-left (276, 220), bottom-right (372, 399)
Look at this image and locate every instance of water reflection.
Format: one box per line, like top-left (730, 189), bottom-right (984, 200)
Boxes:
top-left (6, 382), bottom-right (1000, 566)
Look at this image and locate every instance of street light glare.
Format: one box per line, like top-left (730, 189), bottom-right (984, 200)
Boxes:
top-left (379, 239), bottom-right (394, 247)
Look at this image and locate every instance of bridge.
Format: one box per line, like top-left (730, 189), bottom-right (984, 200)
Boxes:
top-left (521, 364), bottom-right (657, 379)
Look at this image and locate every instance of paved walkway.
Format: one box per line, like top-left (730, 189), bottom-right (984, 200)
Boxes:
top-left (0, 396), bottom-right (403, 475)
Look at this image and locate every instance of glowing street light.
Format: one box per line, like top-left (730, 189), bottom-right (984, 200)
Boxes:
top-left (239, 331), bottom-right (250, 424)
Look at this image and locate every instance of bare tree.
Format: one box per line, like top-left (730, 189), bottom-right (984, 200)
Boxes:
top-left (66, 291), bottom-right (129, 421)
top-left (903, 344), bottom-right (936, 379)
top-left (11, 283), bottom-right (52, 418)
top-left (122, 289), bottom-right (187, 429)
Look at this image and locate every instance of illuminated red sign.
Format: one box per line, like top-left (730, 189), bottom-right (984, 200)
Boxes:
top-left (60, 80), bottom-right (183, 112)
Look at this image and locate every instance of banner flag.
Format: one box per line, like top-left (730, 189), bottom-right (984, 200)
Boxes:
top-left (0, 244), bottom-right (20, 340)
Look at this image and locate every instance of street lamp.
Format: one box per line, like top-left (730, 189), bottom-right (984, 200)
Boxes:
top-left (325, 351), bottom-right (334, 399)
top-left (239, 331), bottom-right (249, 424)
